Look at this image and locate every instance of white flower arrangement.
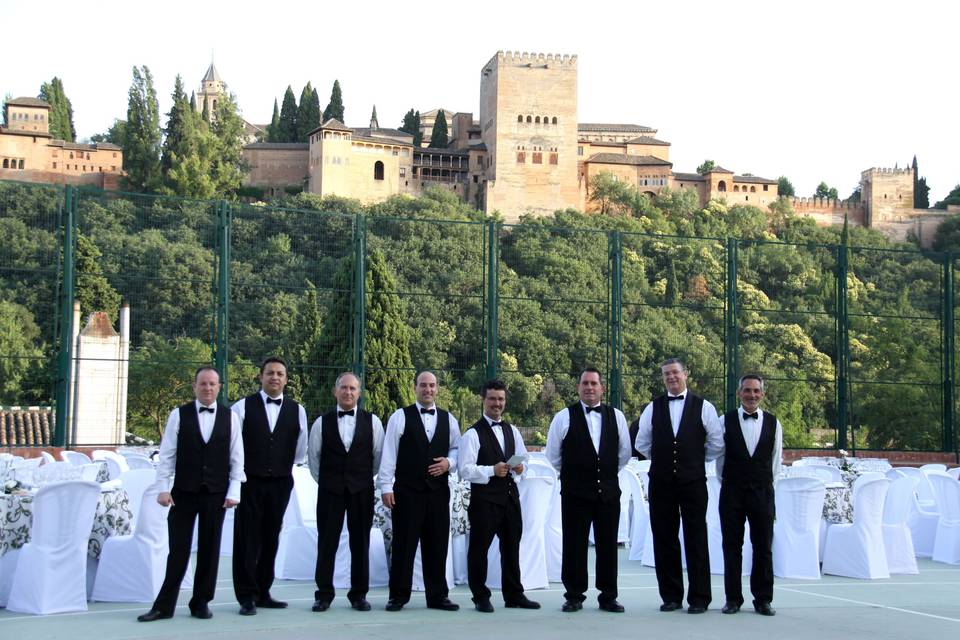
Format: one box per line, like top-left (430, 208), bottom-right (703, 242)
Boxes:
top-left (3, 479), bottom-right (22, 494)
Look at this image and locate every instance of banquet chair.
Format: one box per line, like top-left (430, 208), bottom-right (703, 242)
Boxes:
top-left (920, 463), bottom-right (948, 473)
top-left (885, 468), bottom-right (906, 481)
top-left (948, 467), bottom-right (960, 480)
top-left (483, 473), bottom-right (554, 590)
top-left (822, 475), bottom-right (890, 579)
top-left (80, 463), bottom-right (102, 482)
top-left (803, 463), bottom-right (843, 483)
top-left (701, 475), bottom-right (751, 575)
top-left (881, 475), bottom-right (919, 574)
top-left (91, 484), bottom-right (192, 602)
top-left (121, 453), bottom-right (154, 470)
top-left (773, 477), bottom-right (826, 579)
top-left (899, 467), bottom-right (940, 556)
top-left (274, 468), bottom-right (319, 579)
top-left (93, 450), bottom-right (129, 480)
top-left (119, 469), bottom-right (157, 525)
top-left (928, 472), bottom-right (960, 564)
top-left (39, 451), bottom-right (56, 465)
top-left (60, 450), bottom-right (92, 466)
top-left (4, 481), bottom-right (101, 614)
top-left (623, 468), bottom-right (648, 562)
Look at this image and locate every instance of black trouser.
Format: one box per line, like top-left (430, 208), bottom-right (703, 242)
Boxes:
top-left (314, 487), bottom-right (375, 603)
top-left (232, 475), bottom-right (293, 605)
top-left (648, 478), bottom-right (711, 608)
top-left (153, 486), bottom-right (226, 615)
top-left (467, 495), bottom-right (524, 603)
top-left (388, 486), bottom-right (450, 605)
top-left (560, 492), bottom-right (620, 605)
top-left (719, 483), bottom-right (774, 606)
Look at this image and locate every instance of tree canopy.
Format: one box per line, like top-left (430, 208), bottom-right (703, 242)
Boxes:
top-left (429, 110), bottom-right (448, 148)
top-left (323, 80), bottom-right (344, 123)
top-left (38, 77), bottom-right (76, 141)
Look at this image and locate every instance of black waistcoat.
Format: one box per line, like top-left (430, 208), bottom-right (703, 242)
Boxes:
top-left (560, 403), bottom-right (620, 503)
top-left (317, 407), bottom-right (375, 495)
top-left (241, 393), bottom-right (300, 478)
top-left (468, 418), bottom-right (518, 505)
top-left (649, 393), bottom-right (707, 485)
top-left (394, 405), bottom-right (451, 493)
top-left (721, 409), bottom-right (777, 488)
top-left (174, 402), bottom-right (231, 493)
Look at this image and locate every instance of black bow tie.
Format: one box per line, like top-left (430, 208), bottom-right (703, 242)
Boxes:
top-left (266, 397), bottom-right (282, 405)
top-left (198, 406), bottom-right (215, 414)
top-left (420, 407), bottom-right (436, 415)
top-left (584, 405), bottom-right (601, 413)
top-left (338, 409), bottom-right (355, 418)
top-left (668, 395), bottom-right (685, 402)
top-left (743, 412), bottom-right (759, 420)
top-left (490, 420), bottom-right (504, 427)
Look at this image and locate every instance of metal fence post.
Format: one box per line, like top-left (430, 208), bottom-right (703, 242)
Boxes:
top-left (725, 237), bottom-right (739, 412)
top-left (608, 231), bottom-right (623, 408)
top-left (942, 252), bottom-right (955, 454)
top-left (484, 221), bottom-right (499, 380)
top-left (214, 200), bottom-right (231, 401)
top-left (835, 242), bottom-right (849, 450)
top-left (352, 214), bottom-right (366, 386)
top-left (54, 185), bottom-right (77, 447)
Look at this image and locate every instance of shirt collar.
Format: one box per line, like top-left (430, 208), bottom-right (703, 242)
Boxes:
top-left (260, 389), bottom-right (283, 403)
top-left (580, 401), bottom-right (601, 412)
top-left (483, 414), bottom-right (504, 426)
top-left (337, 405), bottom-right (357, 414)
top-left (739, 406), bottom-right (763, 419)
top-left (415, 401), bottom-right (436, 412)
top-left (195, 399), bottom-right (216, 411)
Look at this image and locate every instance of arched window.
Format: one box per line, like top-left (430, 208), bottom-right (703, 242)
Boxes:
top-left (552, 117), bottom-right (557, 124)
top-left (718, 180), bottom-right (727, 192)
top-left (18, 159), bottom-right (24, 169)
top-left (526, 116), bottom-right (532, 123)
top-left (542, 116), bottom-right (548, 124)
top-left (517, 115), bottom-right (523, 122)
top-left (2, 159), bottom-right (7, 168)
top-left (535, 116), bottom-right (540, 124)
top-left (733, 185), bottom-right (740, 192)
top-left (750, 186), bottom-right (756, 192)
top-left (374, 161), bottom-right (384, 180)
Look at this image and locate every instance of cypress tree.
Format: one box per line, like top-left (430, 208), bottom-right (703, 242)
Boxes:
top-left (665, 260), bottom-right (680, 305)
top-left (429, 110), bottom-right (448, 148)
top-left (277, 86), bottom-right (298, 142)
top-left (75, 234), bottom-right (122, 322)
top-left (160, 75), bottom-right (190, 178)
top-left (122, 65), bottom-right (162, 192)
top-left (413, 110), bottom-right (422, 147)
top-left (322, 80), bottom-right (344, 123)
top-left (39, 77), bottom-right (75, 141)
top-left (267, 98), bottom-right (280, 142)
top-left (296, 83), bottom-right (321, 141)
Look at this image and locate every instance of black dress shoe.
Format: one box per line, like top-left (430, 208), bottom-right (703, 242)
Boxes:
top-left (256, 596), bottom-right (288, 609)
top-left (427, 598), bottom-right (460, 611)
top-left (351, 598), bottom-right (372, 611)
top-left (687, 605), bottom-right (707, 614)
top-left (754, 602), bottom-right (776, 616)
top-left (599, 600), bottom-right (625, 613)
top-left (311, 600), bottom-right (331, 612)
top-left (239, 601), bottom-right (257, 616)
top-left (660, 601), bottom-right (683, 612)
top-left (137, 609), bottom-right (172, 622)
top-left (561, 600), bottom-right (583, 612)
top-left (504, 596), bottom-right (541, 609)
top-left (385, 599), bottom-right (405, 612)
top-left (722, 602), bottom-right (741, 614)
top-left (190, 605), bottom-right (213, 619)
top-left (474, 599), bottom-right (494, 613)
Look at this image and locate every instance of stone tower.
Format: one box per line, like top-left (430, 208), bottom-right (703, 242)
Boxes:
top-left (479, 51), bottom-right (579, 221)
top-left (860, 167), bottom-right (914, 226)
top-left (197, 61), bottom-right (226, 118)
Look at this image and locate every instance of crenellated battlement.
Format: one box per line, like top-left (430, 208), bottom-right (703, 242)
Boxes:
top-left (791, 196), bottom-right (865, 211)
top-left (861, 167), bottom-right (913, 179)
top-left (495, 50), bottom-right (577, 67)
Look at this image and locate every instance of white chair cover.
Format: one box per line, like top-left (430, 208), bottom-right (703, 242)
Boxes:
top-left (920, 463), bottom-right (948, 473)
top-left (483, 474), bottom-right (553, 590)
top-left (331, 522), bottom-right (390, 589)
top-left (803, 463), bottom-right (843, 483)
top-left (623, 468), bottom-right (648, 562)
top-left (39, 451), bottom-right (56, 465)
top-left (93, 451), bottom-right (129, 480)
top-left (79, 463), bottom-right (102, 482)
top-left (929, 472), bottom-right (960, 565)
top-left (119, 469), bottom-right (156, 525)
top-left (122, 454), bottom-right (155, 470)
top-left (704, 475), bottom-right (751, 575)
top-left (899, 467), bottom-right (940, 556)
top-left (274, 469), bottom-right (319, 579)
top-left (616, 469), bottom-right (633, 543)
top-left (882, 475), bottom-right (919, 574)
top-left (61, 450), bottom-right (92, 466)
top-left (822, 475), bottom-right (890, 579)
top-left (885, 468), bottom-right (906, 480)
top-left (773, 477), bottom-right (825, 579)
top-left (91, 484), bottom-right (192, 601)
top-left (5, 481), bottom-right (101, 614)
top-left (538, 464), bottom-right (564, 582)
top-left (948, 468), bottom-right (960, 480)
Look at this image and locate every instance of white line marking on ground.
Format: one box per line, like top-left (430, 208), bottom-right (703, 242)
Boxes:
top-left (778, 586), bottom-right (960, 623)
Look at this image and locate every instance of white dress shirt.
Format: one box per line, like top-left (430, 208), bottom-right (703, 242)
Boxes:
top-left (307, 406), bottom-right (385, 483)
top-left (155, 399), bottom-right (246, 502)
top-left (633, 389), bottom-right (724, 461)
top-left (231, 390), bottom-right (308, 466)
top-left (544, 402), bottom-right (632, 473)
top-left (378, 402), bottom-right (461, 494)
top-left (458, 415), bottom-right (528, 484)
top-left (715, 407), bottom-right (783, 480)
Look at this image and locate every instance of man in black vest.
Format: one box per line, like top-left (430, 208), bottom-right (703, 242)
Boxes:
top-left (379, 370), bottom-right (461, 612)
top-left (308, 372), bottom-right (384, 612)
top-left (231, 357), bottom-right (307, 615)
top-left (717, 374), bottom-right (781, 617)
top-left (634, 358), bottom-right (723, 614)
top-left (138, 366), bottom-right (245, 622)
top-left (545, 368), bottom-right (631, 613)
top-left (459, 379), bottom-right (540, 613)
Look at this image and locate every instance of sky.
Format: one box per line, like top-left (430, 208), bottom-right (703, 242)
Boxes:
top-left (4, 0), bottom-right (958, 202)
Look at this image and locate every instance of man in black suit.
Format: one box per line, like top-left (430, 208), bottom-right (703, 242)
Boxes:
top-left (379, 370), bottom-right (461, 612)
top-left (717, 374), bottom-right (782, 617)
top-left (459, 379), bottom-right (540, 613)
top-left (545, 367), bottom-right (631, 613)
top-left (138, 366), bottom-right (245, 622)
top-left (231, 357), bottom-right (307, 615)
top-left (634, 358), bottom-right (723, 614)
top-left (308, 372), bottom-right (384, 612)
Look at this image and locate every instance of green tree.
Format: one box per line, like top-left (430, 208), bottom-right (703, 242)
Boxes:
top-left (323, 80), bottom-right (345, 123)
top-left (75, 233), bottom-right (122, 322)
top-left (1, 93), bottom-right (10, 127)
top-left (209, 92), bottom-right (248, 196)
top-left (122, 65), bottom-right (162, 192)
top-left (847, 185), bottom-right (862, 202)
top-left (399, 108), bottom-right (423, 145)
top-left (277, 86), bottom-right (298, 142)
top-left (912, 156), bottom-right (930, 209)
top-left (0, 302), bottom-right (45, 404)
top-left (696, 159), bottom-right (716, 175)
top-left (934, 185), bottom-right (960, 209)
top-left (814, 181), bottom-right (838, 199)
top-left (777, 176), bottom-right (795, 197)
top-left (429, 110), bottom-right (449, 148)
top-left (90, 119), bottom-right (126, 145)
top-left (296, 82), bottom-right (321, 142)
top-left (38, 77), bottom-right (75, 141)
top-left (932, 214), bottom-right (960, 251)
top-left (160, 75), bottom-right (191, 179)
top-left (267, 98), bottom-right (280, 142)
